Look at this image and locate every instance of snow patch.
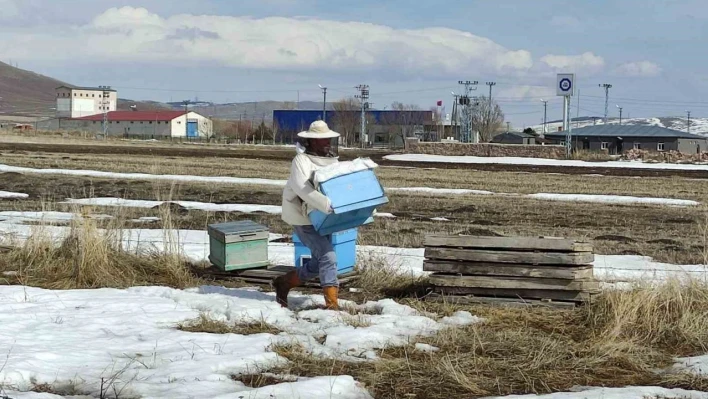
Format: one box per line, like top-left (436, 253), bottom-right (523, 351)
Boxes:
top-left (526, 193), bottom-right (699, 207)
top-left (385, 154), bottom-right (708, 171)
top-left (0, 190), bottom-right (29, 199)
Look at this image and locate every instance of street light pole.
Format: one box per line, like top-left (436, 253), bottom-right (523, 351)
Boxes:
top-left (616, 105), bottom-right (623, 125)
top-left (319, 85), bottom-right (327, 123)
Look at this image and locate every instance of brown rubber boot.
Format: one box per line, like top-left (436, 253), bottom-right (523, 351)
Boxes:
top-left (273, 270), bottom-right (300, 308)
top-left (323, 286), bottom-right (339, 310)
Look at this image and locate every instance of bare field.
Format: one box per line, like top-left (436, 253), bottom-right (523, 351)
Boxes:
top-left (1, 170), bottom-right (706, 264)
top-left (2, 150), bottom-right (708, 200)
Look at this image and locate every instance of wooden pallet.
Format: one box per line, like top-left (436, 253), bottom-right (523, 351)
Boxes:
top-left (424, 235), bottom-right (598, 307)
top-left (196, 265), bottom-right (359, 288)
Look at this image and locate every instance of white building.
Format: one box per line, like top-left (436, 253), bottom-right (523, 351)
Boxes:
top-left (72, 110), bottom-right (213, 138)
top-left (56, 85), bottom-right (117, 118)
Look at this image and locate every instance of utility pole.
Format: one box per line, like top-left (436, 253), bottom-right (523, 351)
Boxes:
top-left (355, 84), bottom-right (369, 148)
top-left (687, 110), bottom-right (691, 134)
top-left (183, 100), bottom-right (191, 138)
top-left (100, 85), bottom-right (111, 136)
top-left (506, 121), bottom-right (510, 133)
top-left (457, 80), bottom-right (479, 143)
top-left (617, 105), bottom-right (623, 125)
top-left (319, 85), bottom-right (327, 122)
top-left (598, 83), bottom-right (612, 124)
top-left (486, 82), bottom-right (496, 141)
top-left (540, 99), bottom-right (548, 137)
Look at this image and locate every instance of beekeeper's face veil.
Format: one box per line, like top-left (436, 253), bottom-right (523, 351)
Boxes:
top-left (297, 120), bottom-right (340, 158)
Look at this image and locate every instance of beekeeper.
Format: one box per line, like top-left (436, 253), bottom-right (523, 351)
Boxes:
top-left (274, 120), bottom-right (340, 310)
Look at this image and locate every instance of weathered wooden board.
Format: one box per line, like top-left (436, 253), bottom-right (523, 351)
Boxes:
top-left (425, 247), bottom-right (594, 265)
top-left (424, 293), bottom-right (577, 309)
top-left (429, 274), bottom-right (600, 291)
top-left (432, 286), bottom-right (595, 302)
top-left (195, 265), bottom-right (358, 288)
top-left (423, 261), bottom-right (594, 280)
top-left (424, 235), bottom-right (592, 252)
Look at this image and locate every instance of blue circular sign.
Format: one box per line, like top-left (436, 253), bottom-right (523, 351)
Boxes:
top-left (559, 78), bottom-right (572, 92)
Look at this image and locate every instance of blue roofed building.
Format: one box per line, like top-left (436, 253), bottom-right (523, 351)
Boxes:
top-left (545, 125), bottom-right (708, 155)
top-left (272, 109), bottom-right (436, 148)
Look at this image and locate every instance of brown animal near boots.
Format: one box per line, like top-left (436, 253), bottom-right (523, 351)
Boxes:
top-left (273, 270), bottom-right (300, 308)
top-left (323, 286), bottom-right (339, 310)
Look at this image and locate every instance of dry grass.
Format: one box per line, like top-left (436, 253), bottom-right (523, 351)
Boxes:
top-left (241, 276), bottom-right (708, 398)
top-left (581, 279), bottom-right (708, 356)
top-left (351, 255), bottom-right (428, 301)
top-left (232, 372), bottom-right (297, 388)
top-left (0, 206), bottom-right (196, 290)
top-left (177, 314), bottom-right (282, 336)
top-left (572, 149), bottom-right (614, 162)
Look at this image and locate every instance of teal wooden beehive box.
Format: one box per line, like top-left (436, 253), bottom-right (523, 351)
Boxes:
top-left (208, 220), bottom-right (270, 271)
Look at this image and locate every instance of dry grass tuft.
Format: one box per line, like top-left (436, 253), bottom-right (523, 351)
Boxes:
top-left (232, 372), bottom-right (297, 388)
top-left (351, 255), bottom-right (428, 301)
top-left (0, 208), bottom-right (196, 290)
top-left (177, 314), bottom-right (282, 336)
top-left (572, 149), bottom-right (614, 162)
top-left (581, 279), bottom-right (708, 356)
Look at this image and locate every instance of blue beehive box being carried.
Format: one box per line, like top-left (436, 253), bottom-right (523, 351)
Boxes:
top-left (308, 159), bottom-right (388, 236)
top-left (293, 228), bottom-right (357, 275)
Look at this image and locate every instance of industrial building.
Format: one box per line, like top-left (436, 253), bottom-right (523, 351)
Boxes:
top-left (272, 109), bottom-right (435, 147)
top-left (72, 110), bottom-right (213, 138)
top-left (545, 125), bottom-right (707, 154)
top-left (56, 85), bottom-right (117, 118)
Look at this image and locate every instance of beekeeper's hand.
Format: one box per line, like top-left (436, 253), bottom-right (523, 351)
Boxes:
top-left (326, 198), bottom-right (334, 214)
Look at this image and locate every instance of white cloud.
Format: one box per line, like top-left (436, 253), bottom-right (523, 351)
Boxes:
top-left (539, 52), bottom-right (605, 74)
top-left (497, 85), bottom-right (555, 101)
top-left (0, 6), bottom-right (607, 79)
top-left (614, 61), bottom-right (662, 77)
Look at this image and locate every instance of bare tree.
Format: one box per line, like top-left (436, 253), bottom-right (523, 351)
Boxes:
top-left (330, 97), bottom-right (360, 147)
top-left (382, 102), bottom-right (427, 146)
top-left (470, 95), bottom-right (505, 142)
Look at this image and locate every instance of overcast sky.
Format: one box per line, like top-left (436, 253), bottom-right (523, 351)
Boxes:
top-left (0, 0), bottom-right (705, 127)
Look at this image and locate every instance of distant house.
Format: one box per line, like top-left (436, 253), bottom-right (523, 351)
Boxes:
top-left (545, 125), bottom-right (708, 154)
top-left (490, 132), bottom-right (536, 145)
top-left (71, 110), bottom-right (213, 138)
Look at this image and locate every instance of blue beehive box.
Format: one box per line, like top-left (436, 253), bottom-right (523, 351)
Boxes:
top-left (293, 228), bottom-right (357, 275)
top-left (309, 168), bottom-right (388, 236)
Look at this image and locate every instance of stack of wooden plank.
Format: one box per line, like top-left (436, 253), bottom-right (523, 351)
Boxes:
top-left (424, 235), bottom-right (599, 308)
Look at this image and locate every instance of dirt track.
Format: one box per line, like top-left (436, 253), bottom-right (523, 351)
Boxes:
top-left (1, 141), bottom-right (707, 179)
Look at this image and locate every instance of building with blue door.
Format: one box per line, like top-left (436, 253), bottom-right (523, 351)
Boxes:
top-left (72, 110), bottom-right (213, 139)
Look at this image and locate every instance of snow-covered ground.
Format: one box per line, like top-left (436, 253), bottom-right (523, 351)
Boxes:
top-left (0, 284), bottom-right (477, 398)
top-left (0, 210), bottom-right (707, 397)
top-left (385, 154), bottom-right (708, 170)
